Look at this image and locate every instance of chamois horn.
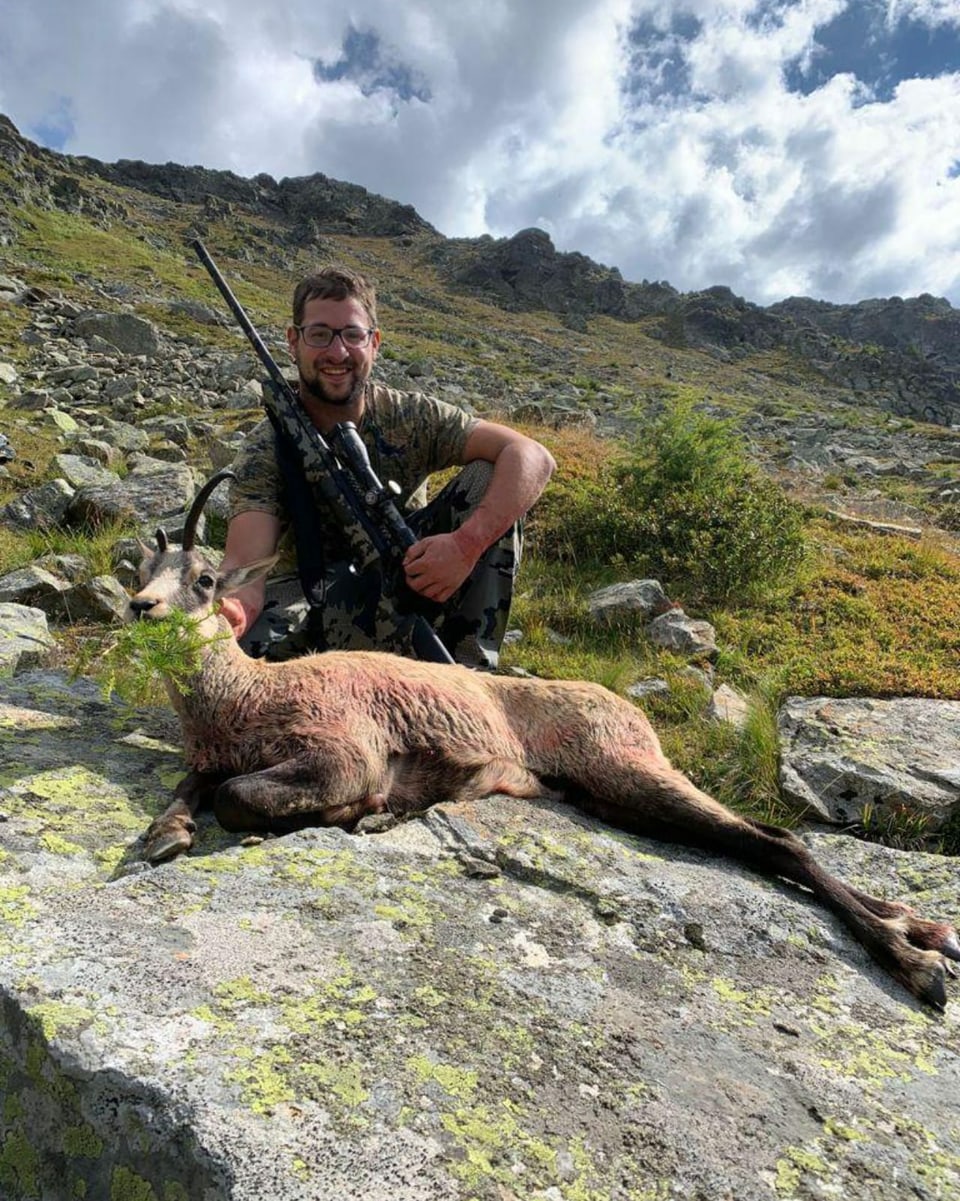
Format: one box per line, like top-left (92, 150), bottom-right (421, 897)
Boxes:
top-left (181, 469), bottom-right (236, 552)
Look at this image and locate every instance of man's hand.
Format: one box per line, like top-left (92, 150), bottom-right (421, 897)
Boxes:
top-left (403, 532), bottom-right (479, 603)
top-left (217, 597), bottom-right (249, 637)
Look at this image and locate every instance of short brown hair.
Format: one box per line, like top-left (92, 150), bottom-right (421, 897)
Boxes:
top-left (292, 265), bottom-right (378, 328)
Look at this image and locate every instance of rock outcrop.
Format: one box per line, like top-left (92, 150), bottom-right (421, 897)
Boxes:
top-left (2, 671), bottom-right (960, 1201)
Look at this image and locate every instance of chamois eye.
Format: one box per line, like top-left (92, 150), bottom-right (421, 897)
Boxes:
top-left (196, 573), bottom-right (216, 590)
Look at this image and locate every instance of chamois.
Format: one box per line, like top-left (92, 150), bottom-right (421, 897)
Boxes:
top-left (128, 472), bottom-right (960, 1009)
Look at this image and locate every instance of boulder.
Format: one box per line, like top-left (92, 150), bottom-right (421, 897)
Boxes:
top-left (646, 609), bottom-right (718, 659)
top-left (61, 575), bottom-right (130, 623)
top-left (0, 604), bottom-right (55, 672)
top-left (586, 579), bottom-right (670, 625)
top-left (71, 312), bottom-right (159, 356)
top-left (67, 462), bottom-right (197, 526)
top-left (779, 696), bottom-right (960, 827)
top-left (2, 479), bottom-right (76, 530)
top-left (0, 566), bottom-right (68, 611)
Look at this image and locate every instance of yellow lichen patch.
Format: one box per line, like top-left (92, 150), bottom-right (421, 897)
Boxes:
top-left (39, 833), bottom-right (85, 856)
top-left (213, 977), bottom-right (271, 1008)
top-left (272, 847), bottom-right (378, 894)
top-left (299, 1060), bottom-right (369, 1108)
top-left (814, 1021), bottom-right (938, 1088)
top-left (373, 883), bottom-right (443, 931)
top-left (26, 1001), bottom-right (95, 1040)
top-left (281, 961), bottom-right (377, 1034)
top-left (406, 1055), bottom-right (479, 1101)
top-left (0, 885), bottom-right (37, 927)
top-left (225, 1044), bottom-right (296, 1116)
top-left (6, 765), bottom-right (148, 842)
top-left (438, 1101), bottom-right (558, 1193)
top-left (710, 976), bottom-right (774, 1023)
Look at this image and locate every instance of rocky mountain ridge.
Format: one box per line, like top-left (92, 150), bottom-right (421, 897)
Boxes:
top-left (2, 112), bottom-right (958, 426)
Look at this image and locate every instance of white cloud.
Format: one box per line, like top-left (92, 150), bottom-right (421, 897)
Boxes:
top-left (0, 0), bottom-right (958, 306)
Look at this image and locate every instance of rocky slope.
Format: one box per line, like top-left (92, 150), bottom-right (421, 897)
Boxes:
top-left (2, 112), bottom-right (958, 428)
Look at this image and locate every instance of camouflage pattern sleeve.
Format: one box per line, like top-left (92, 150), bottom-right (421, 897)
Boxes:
top-left (364, 385), bottom-right (478, 503)
top-left (226, 419), bottom-right (288, 522)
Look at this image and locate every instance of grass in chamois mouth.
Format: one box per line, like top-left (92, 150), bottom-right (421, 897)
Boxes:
top-left (75, 609), bottom-right (228, 706)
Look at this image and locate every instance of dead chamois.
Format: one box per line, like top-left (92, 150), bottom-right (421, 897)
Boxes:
top-left (127, 472), bottom-right (960, 1009)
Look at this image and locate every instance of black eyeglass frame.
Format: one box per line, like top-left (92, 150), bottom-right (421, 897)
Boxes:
top-left (293, 323), bottom-right (377, 349)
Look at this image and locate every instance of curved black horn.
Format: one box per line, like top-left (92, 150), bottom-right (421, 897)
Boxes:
top-left (182, 469), bottom-right (236, 552)
top-left (155, 528), bottom-right (169, 553)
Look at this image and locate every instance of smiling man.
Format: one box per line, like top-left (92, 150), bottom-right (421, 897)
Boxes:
top-left (218, 264), bottom-right (555, 668)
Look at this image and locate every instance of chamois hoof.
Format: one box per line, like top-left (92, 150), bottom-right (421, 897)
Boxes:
top-left (897, 946), bottom-right (952, 1011)
top-left (917, 963), bottom-right (949, 1012)
top-left (941, 929), bottom-right (960, 961)
top-left (142, 822), bottom-right (195, 864)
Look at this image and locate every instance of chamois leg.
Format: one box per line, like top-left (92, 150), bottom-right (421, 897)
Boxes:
top-left (211, 748), bottom-right (389, 835)
top-left (566, 753), bottom-right (957, 1008)
top-left (213, 748), bottom-right (551, 835)
top-left (142, 769), bottom-right (227, 863)
top-left (840, 883), bottom-right (960, 965)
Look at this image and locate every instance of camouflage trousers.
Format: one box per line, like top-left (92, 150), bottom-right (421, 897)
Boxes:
top-left (240, 461), bottom-right (521, 669)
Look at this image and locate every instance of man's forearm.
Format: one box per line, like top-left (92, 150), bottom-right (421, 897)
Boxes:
top-left (452, 441), bottom-right (555, 560)
top-left (220, 509), bottom-right (282, 636)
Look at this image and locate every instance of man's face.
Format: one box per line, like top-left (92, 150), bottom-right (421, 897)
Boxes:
top-left (287, 296), bottom-right (381, 406)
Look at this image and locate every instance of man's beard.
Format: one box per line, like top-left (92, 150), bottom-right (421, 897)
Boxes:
top-left (299, 368), bottom-right (367, 407)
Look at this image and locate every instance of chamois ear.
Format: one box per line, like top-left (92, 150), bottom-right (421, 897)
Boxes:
top-left (136, 540), bottom-right (156, 584)
top-left (214, 556), bottom-right (281, 597)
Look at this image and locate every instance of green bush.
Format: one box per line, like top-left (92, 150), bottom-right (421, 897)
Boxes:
top-left (531, 400), bottom-right (806, 603)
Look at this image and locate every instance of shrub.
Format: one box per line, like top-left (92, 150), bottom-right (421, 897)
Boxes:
top-left (530, 400), bottom-right (806, 604)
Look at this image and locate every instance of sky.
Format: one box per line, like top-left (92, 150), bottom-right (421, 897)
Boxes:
top-left (1, 0), bottom-right (959, 308)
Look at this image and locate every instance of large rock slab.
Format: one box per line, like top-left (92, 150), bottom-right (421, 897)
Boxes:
top-left (779, 696), bottom-right (960, 826)
top-left (1, 672), bottom-right (959, 1200)
top-left (0, 605), bottom-right (55, 673)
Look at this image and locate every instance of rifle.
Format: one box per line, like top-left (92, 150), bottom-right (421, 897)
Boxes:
top-left (191, 239), bottom-right (455, 665)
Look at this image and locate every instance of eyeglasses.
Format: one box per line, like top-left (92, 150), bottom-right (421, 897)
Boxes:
top-left (294, 323), bottom-right (376, 349)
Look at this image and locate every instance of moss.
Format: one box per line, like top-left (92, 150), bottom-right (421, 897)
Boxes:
top-left (0, 1131), bottom-right (40, 1198)
top-left (109, 1167), bottom-right (159, 1201)
top-left (63, 1124), bottom-right (104, 1159)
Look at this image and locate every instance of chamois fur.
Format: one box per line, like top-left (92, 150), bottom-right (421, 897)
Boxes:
top-left (128, 474), bottom-right (960, 1009)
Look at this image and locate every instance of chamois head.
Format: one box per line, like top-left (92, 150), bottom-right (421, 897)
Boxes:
top-left (127, 470), bottom-right (272, 628)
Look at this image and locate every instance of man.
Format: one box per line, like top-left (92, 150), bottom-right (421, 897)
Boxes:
top-left (218, 264), bottom-right (555, 668)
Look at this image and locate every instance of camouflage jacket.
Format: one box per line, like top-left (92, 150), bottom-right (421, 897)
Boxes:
top-left (227, 380), bottom-right (478, 563)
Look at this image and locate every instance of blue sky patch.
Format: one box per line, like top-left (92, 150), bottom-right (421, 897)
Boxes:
top-left (785, 2), bottom-right (960, 101)
top-left (313, 26), bottom-right (431, 103)
top-left (32, 97), bottom-right (75, 152)
top-left (622, 11), bottom-right (703, 103)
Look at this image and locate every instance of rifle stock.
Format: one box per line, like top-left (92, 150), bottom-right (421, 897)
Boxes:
top-left (191, 239), bottom-right (455, 665)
